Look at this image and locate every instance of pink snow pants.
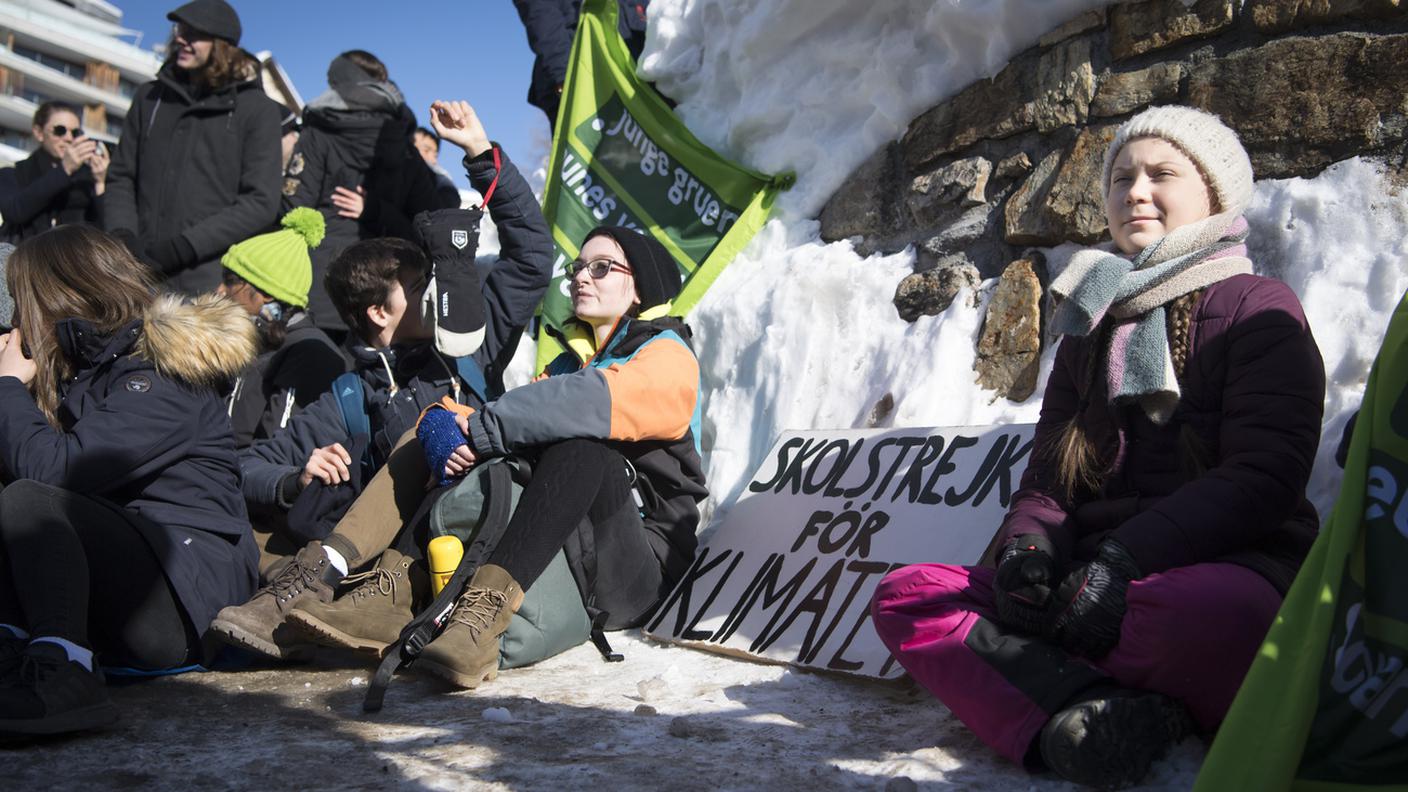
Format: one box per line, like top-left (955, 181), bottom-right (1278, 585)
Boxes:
top-left (871, 562), bottom-right (1282, 764)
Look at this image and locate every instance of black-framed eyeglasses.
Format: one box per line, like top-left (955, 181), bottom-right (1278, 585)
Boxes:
top-left (48, 125), bottom-right (82, 138)
top-left (566, 258), bottom-right (632, 279)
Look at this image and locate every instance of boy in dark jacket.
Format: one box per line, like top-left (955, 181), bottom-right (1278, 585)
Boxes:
top-left (284, 50), bottom-right (458, 334)
top-left (103, 0), bottom-right (283, 296)
top-left (210, 101), bottom-right (552, 659)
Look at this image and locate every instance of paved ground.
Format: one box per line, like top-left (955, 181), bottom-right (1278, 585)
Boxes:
top-left (1, 633), bottom-right (1203, 790)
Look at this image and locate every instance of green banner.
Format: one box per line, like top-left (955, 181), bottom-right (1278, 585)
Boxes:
top-left (1195, 290), bottom-right (1408, 791)
top-left (535, 0), bottom-right (792, 369)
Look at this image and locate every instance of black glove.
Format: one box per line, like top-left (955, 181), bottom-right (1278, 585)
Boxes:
top-left (1047, 538), bottom-right (1141, 659)
top-left (993, 533), bottom-right (1058, 635)
top-left (413, 208), bottom-right (485, 358)
top-left (148, 234), bottom-right (195, 275)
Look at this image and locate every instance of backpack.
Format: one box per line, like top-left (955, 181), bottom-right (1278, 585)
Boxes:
top-left (428, 459), bottom-right (593, 670)
top-left (363, 457), bottom-right (624, 713)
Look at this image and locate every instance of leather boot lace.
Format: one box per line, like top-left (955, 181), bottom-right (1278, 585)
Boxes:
top-left (341, 567), bottom-right (397, 602)
top-left (270, 556), bottom-right (325, 604)
top-left (448, 587), bottom-right (507, 638)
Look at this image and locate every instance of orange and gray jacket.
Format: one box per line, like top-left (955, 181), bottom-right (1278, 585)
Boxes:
top-left (465, 313), bottom-right (706, 583)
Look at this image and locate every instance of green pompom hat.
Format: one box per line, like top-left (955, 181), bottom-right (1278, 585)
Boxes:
top-left (220, 207), bottom-right (325, 308)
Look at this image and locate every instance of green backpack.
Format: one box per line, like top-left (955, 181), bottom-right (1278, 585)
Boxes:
top-left (426, 457), bottom-right (592, 670)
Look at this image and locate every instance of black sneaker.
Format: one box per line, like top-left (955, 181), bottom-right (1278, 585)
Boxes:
top-left (0, 642), bottom-right (118, 737)
top-left (1039, 688), bottom-right (1192, 789)
top-left (0, 633), bottom-right (25, 680)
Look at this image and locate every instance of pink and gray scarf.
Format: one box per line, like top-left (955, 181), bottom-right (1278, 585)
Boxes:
top-left (1050, 212), bottom-right (1253, 424)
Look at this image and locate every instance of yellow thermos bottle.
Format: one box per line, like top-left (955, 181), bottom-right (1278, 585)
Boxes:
top-left (427, 535), bottom-right (464, 596)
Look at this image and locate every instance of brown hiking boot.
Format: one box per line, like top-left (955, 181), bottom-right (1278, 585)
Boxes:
top-left (208, 542), bottom-right (341, 660)
top-left (287, 549), bottom-right (428, 656)
top-left (416, 564), bottom-right (523, 689)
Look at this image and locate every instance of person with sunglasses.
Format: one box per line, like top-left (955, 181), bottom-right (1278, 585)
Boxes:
top-left (402, 226), bottom-right (707, 689)
top-left (0, 101), bottom-right (109, 244)
top-left (103, 0), bottom-right (282, 296)
top-left (219, 225), bottom-right (705, 691)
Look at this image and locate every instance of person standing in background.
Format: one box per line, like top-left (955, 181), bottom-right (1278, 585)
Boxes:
top-left (104, 0), bottom-right (282, 296)
top-left (0, 101), bottom-right (109, 243)
top-left (512, 0), bottom-right (650, 128)
top-left (282, 50), bottom-right (456, 338)
top-left (413, 126), bottom-right (462, 209)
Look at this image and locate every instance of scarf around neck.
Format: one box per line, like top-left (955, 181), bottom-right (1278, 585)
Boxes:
top-left (1050, 211), bottom-right (1254, 423)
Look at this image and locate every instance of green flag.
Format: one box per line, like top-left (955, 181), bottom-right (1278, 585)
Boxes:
top-left (1195, 290), bottom-right (1408, 791)
top-left (535, 0), bottom-right (792, 370)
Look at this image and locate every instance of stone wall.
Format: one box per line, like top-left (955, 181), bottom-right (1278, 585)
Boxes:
top-left (818, 0), bottom-right (1408, 400)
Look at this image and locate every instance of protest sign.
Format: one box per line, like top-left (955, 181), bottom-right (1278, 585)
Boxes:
top-left (647, 424), bottom-right (1036, 678)
top-left (535, 0), bottom-right (792, 370)
top-left (1196, 289), bottom-right (1408, 791)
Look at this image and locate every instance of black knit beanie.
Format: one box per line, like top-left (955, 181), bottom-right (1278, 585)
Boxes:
top-left (167, 0), bottom-right (242, 45)
top-left (584, 226), bottom-right (681, 311)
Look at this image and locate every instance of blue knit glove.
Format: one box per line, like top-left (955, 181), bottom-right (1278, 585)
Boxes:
top-left (417, 407), bottom-right (469, 486)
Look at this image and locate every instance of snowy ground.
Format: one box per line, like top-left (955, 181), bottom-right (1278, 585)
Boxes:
top-left (4, 634), bottom-right (1201, 790)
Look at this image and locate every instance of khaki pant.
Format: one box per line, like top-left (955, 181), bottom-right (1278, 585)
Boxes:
top-left (258, 429), bottom-right (434, 577)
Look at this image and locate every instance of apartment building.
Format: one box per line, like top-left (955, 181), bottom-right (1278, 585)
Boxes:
top-left (0, 0), bottom-right (161, 166)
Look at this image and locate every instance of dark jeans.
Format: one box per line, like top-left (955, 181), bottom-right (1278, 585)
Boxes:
top-left (490, 439), bottom-right (665, 628)
top-left (0, 480), bottom-right (197, 669)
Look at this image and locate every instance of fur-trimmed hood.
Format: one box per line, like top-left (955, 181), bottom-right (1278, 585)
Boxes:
top-left (137, 294), bottom-right (257, 386)
top-left (57, 294), bottom-right (257, 388)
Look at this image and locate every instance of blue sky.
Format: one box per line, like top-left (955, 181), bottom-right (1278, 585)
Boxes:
top-left (116, 0), bottom-right (550, 188)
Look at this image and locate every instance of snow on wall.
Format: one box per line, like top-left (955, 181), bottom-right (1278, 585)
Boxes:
top-left (635, 1), bottom-right (1408, 528)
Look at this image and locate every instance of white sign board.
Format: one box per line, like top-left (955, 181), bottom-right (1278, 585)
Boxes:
top-left (646, 424), bottom-right (1036, 678)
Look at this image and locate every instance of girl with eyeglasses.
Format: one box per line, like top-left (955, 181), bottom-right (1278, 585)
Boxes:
top-left (0, 101), bottom-right (109, 243)
top-left (272, 226), bottom-right (707, 692)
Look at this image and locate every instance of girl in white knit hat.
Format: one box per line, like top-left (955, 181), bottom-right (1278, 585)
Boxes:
top-left (873, 106), bottom-right (1325, 788)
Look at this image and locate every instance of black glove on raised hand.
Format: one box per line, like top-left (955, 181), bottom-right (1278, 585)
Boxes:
top-left (413, 208), bottom-right (485, 358)
top-left (993, 533), bottom-right (1058, 635)
top-left (1047, 538), bottom-right (1141, 659)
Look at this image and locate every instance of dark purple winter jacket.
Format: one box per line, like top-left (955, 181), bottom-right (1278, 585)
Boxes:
top-left (998, 273), bottom-right (1324, 595)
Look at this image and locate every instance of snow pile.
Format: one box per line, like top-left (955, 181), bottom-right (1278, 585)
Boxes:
top-left (1245, 158), bottom-right (1408, 509)
top-left (642, 0), bottom-right (1123, 219)
top-left (637, 1), bottom-right (1407, 522)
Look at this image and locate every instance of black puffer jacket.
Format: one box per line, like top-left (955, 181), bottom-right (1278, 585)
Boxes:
top-left (0, 148), bottom-right (101, 242)
top-left (227, 312), bottom-right (348, 448)
top-left (104, 62), bottom-right (283, 295)
top-left (0, 296), bottom-right (260, 635)
top-left (284, 87), bottom-right (454, 330)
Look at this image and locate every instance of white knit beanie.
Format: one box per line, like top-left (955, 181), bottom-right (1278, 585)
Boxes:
top-left (1101, 105), bottom-right (1254, 219)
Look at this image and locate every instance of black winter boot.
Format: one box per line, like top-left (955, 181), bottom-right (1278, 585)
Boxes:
top-left (1038, 687), bottom-right (1192, 789)
top-left (0, 642), bottom-right (117, 737)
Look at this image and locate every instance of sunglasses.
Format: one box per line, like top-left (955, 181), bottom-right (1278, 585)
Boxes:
top-left (171, 22), bottom-right (212, 41)
top-left (567, 258), bottom-right (632, 279)
top-left (48, 125), bottom-right (83, 138)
